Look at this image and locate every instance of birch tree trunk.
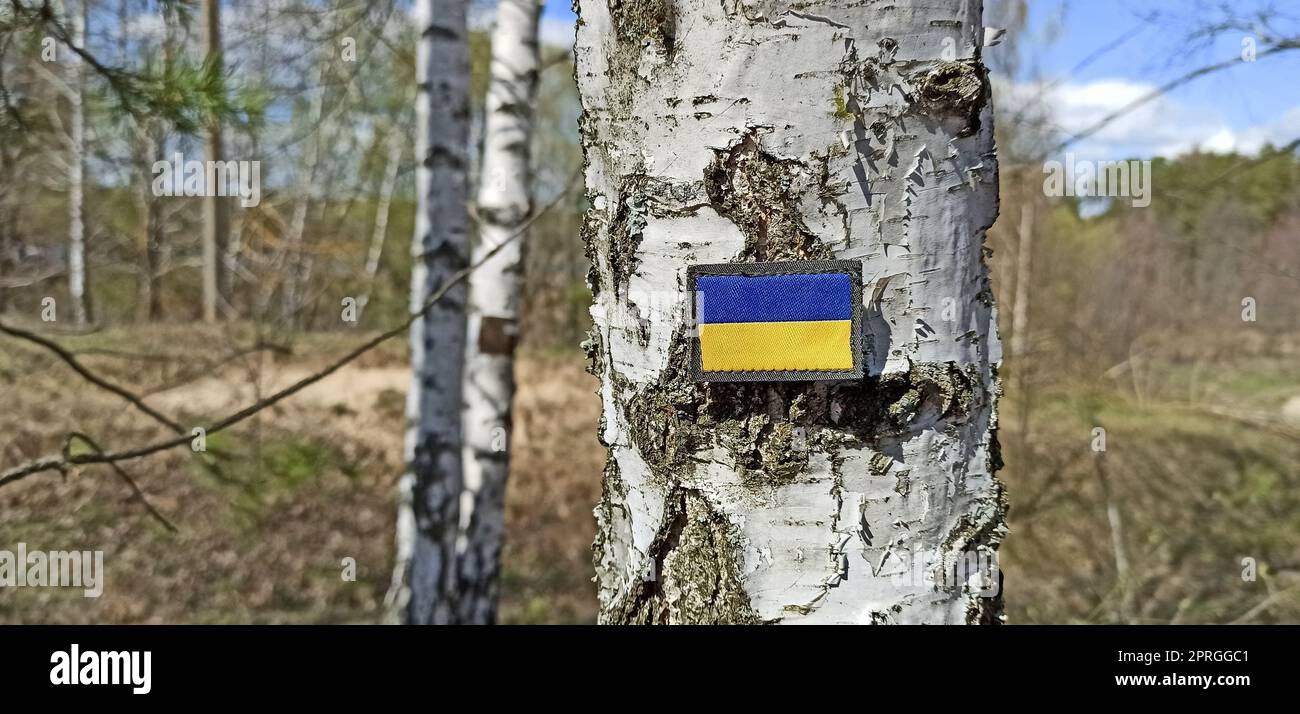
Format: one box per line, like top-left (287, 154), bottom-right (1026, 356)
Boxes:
top-left (576, 0), bottom-right (1006, 624)
top-left (399, 0), bottom-right (471, 625)
top-left (280, 64), bottom-right (328, 326)
top-left (457, 0), bottom-right (543, 625)
top-left (65, 0), bottom-right (88, 326)
top-left (201, 0), bottom-right (227, 322)
top-left (356, 127), bottom-right (404, 325)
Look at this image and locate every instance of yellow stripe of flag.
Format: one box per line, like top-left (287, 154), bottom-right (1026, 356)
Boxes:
top-left (700, 320), bottom-right (853, 372)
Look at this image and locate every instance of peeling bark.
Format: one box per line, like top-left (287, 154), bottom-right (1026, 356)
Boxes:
top-left (577, 0), bottom-right (1006, 624)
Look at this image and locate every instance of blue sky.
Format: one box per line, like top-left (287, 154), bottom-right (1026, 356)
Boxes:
top-left (1019, 0), bottom-right (1300, 159)
top-left (538, 0), bottom-right (1300, 160)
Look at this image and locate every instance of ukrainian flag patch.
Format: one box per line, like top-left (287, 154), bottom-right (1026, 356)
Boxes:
top-left (689, 260), bottom-right (864, 382)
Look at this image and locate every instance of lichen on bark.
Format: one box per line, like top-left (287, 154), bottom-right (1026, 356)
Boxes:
top-left (602, 488), bottom-right (759, 624)
top-left (607, 0), bottom-right (678, 54)
top-left (705, 129), bottom-right (833, 262)
top-left (605, 178), bottom-right (649, 296)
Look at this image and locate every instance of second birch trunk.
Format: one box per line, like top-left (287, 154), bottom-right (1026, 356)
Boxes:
top-left (457, 0), bottom-right (544, 625)
top-left (399, 0), bottom-right (471, 625)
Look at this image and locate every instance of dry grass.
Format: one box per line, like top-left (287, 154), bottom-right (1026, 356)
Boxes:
top-left (0, 323), bottom-right (602, 623)
top-left (3, 321), bottom-right (1297, 624)
top-left (499, 354), bottom-right (603, 624)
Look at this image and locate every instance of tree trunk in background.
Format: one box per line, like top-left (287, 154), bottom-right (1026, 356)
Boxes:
top-left (133, 126), bottom-right (164, 321)
top-left (398, 0), bottom-right (471, 625)
top-left (280, 64), bottom-right (328, 327)
top-left (1009, 196), bottom-right (1034, 448)
top-left (1010, 200), bottom-right (1033, 379)
top-left (355, 126), bottom-right (404, 325)
top-left (201, 0), bottom-right (226, 322)
top-left (0, 148), bottom-right (11, 315)
top-left (1093, 453), bottom-right (1133, 624)
top-left (456, 0), bottom-right (543, 625)
top-left (576, 0), bottom-right (1006, 623)
top-left (120, 0), bottom-right (162, 322)
top-left (66, 0), bottom-right (88, 326)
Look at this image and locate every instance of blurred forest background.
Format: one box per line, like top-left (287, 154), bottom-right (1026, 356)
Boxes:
top-left (1, 0), bottom-right (1298, 623)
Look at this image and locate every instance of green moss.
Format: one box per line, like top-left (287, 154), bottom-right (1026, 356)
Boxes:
top-left (940, 483), bottom-right (1009, 624)
top-left (189, 433), bottom-right (342, 523)
top-left (756, 421), bottom-right (808, 480)
top-left (831, 84), bottom-right (852, 120)
top-left (260, 440), bottom-right (334, 489)
top-left (594, 0), bottom-right (678, 117)
top-left (590, 454), bottom-right (625, 597)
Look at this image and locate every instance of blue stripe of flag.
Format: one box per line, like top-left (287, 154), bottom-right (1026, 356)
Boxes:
top-left (696, 272), bottom-right (853, 324)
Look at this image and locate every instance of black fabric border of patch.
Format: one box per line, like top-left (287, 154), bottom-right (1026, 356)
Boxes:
top-left (688, 260), bottom-right (865, 382)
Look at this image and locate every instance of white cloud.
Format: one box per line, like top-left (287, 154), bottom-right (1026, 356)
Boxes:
top-left (1233, 106), bottom-right (1300, 152)
top-left (1002, 76), bottom-right (1300, 161)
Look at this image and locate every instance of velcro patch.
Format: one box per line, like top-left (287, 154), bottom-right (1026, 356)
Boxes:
top-left (689, 260), bottom-right (864, 382)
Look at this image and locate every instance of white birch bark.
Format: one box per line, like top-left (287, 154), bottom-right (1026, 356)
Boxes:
top-left (65, 0), bottom-right (88, 326)
top-left (399, 0), bottom-right (471, 625)
top-left (281, 64), bottom-right (328, 326)
top-left (457, 0), bottom-right (544, 625)
top-left (577, 0), bottom-right (1006, 624)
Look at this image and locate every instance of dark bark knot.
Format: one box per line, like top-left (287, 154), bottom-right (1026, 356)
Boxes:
top-left (704, 130), bottom-right (831, 262)
top-left (914, 61), bottom-right (987, 136)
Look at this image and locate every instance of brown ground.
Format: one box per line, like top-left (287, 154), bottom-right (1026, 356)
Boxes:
top-left (0, 324), bottom-right (603, 624)
top-left (4, 323), bottom-right (1298, 624)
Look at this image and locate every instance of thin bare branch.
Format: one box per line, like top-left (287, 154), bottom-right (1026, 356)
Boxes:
top-left (66, 432), bottom-right (178, 533)
top-left (1044, 41), bottom-right (1300, 157)
top-left (0, 319), bottom-right (185, 433)
top-left (0, 169), bottom-right (580, 489)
